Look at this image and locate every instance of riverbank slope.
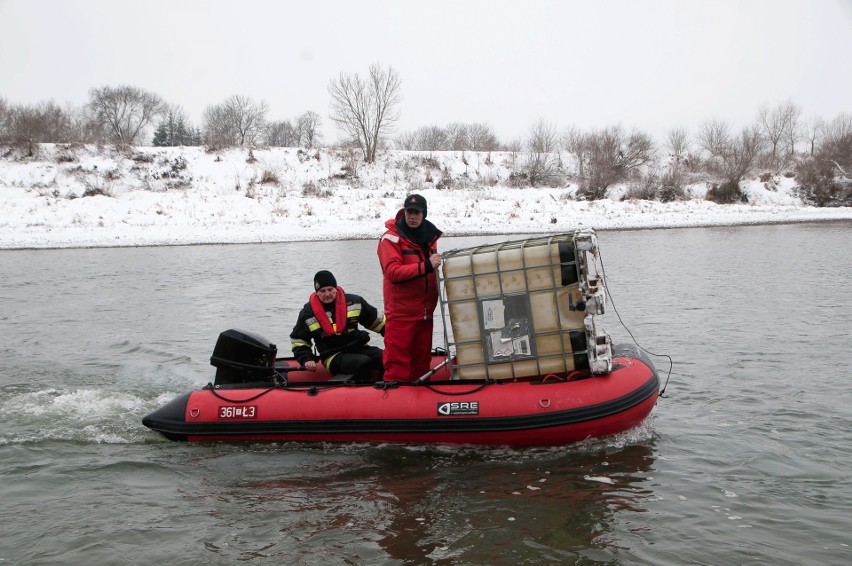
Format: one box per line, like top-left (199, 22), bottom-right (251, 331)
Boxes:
top-left (2, 144), bottom-right (850, 249)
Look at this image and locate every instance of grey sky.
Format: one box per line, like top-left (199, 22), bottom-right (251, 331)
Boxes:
top-left (1, 0), bottom-right (850, 144)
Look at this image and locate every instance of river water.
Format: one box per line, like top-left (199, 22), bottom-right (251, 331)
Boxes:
top-left (1, 223), bottom-right (850, 565)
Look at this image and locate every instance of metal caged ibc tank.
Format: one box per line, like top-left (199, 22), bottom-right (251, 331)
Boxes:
top-left (440, 230), bottom-right (611, 380)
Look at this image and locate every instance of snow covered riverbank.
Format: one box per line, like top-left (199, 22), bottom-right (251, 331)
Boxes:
top-left (2, 144), bottom-right (850, 249)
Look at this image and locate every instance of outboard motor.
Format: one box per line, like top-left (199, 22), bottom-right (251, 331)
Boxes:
top-left (210, 329), bottom-right (277, 385)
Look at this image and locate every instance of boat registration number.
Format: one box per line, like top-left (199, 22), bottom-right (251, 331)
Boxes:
top-left (218, 405), bottom-right (257, 419)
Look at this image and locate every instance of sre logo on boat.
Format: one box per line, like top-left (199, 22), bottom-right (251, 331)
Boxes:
top-left (437, 401), bottom-right (479, 416)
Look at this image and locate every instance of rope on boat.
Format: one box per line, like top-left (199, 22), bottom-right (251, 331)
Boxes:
top-left (204, 384), bottom-right (279, 403)
top-left (418, 380), bottom-right (497, 396)
top-left (204, 380), bottom-right (372, 402)
top-left (597, 245), bottom-right (674, 399)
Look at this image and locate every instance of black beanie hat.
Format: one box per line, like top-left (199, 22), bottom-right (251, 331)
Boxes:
top-left (403, 193), bottom-right (427, 217)
top-left (314, 270), bottom-right (337, 291)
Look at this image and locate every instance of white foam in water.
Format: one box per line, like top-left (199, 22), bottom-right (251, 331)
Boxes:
top-left (50, 389), bottom-right (144, 416)
top-left (10, 388), bottom-right (60, 416)
top-left (154, 391), bottom-right (182, 405)
top-left (5, 388), bottom-right (151, 444)
top-left (13, 388), bottom-right (119, 416)
top-left (584, 475), bottom-right (615, 484)
top-left (83, 426), bottom-right (133, 444)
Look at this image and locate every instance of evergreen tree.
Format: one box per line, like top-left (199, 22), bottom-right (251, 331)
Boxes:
top-left (173, 116), bottom-right (188, 146)
top-left (151, 104), bottom-right (203, 146)
top-left (152, 121), bottom-right (169, 146)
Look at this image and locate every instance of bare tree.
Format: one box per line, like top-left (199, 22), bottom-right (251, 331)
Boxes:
top-left (614, 128), bottom-right (657, 173)
top-left (40, 101), bottom-right (76, 142)
top-left (785, 102), bottom-right (802, 160)
top-left (445, 122), bottom-right (469, 150)
top-left (661, 127), bottom-right (692, 201)
top-left (395, 130), bottom-right (418, 150)
top-left (505, 138), bottom-right (523, 153)
top-left (568, 126), bottom-right (655, 200)
top-left (820, 112), bottom-right (852, 174)
top-left (757, 102), bottom-right (786, 165)
top-left (203, 105), bottom-right (236, 148)
top-left (69, 104), bottom-right (103, 143)
top-left (707, 126), bottom-right (764, 203)
top-left (7, 104), bottom-right (42, 155)
top-left (796, 112), bottom-right (852, 206)
top-left (528, 119), bottom-right (558, 153)
top-left (296, 111), bottom-right (322, 148)
top-left (266, 119), bottom-right (299, 147)
top-left (697, 118), bottom-right (732, 160)
top-left (722, 126), bottom-right (763, 181)
top-left (87, 85), bottom-right (165, 145)
top-left (327, 63), bottom-right (402, 163)
top-left (665, 127), bottom-right (691, 162)
top-left (522, 120), bottom-right (562, 186)
top-left (0, 97), bottom-right (9, 138)
top-left (2, 100), bottom-right (77, 154)
top-left (802, 115), bottom-right (824, 156)
top-left (18, 102), bottom-right (70, 141)
top-left (756, 99), bottom-right (800, 169)
top-left (468, 122), bottom-right (500, 151)
top-left (415, 125), bottom-right (449, 154)
top-left (505, 137), bottom-right (523, 170)
top-left (561, 126), bottom-right (589, 182)
top-left (203, 94), bottom-right (269, 147)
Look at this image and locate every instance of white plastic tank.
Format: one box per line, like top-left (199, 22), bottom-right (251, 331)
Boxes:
top-left (441, 232), bottom-right (609, 380)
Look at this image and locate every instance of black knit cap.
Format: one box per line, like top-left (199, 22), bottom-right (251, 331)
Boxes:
top-left (403, 193), bottom-right (427, 217)
top-left (314, 270), bottom-right (337, 291)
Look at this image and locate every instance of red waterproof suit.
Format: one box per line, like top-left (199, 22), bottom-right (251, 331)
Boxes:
top-left (378, 210), bottom-right (442, 381)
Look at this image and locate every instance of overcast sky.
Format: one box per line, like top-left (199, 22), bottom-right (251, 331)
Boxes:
top-left (1, 0), bottom-right (850, 145)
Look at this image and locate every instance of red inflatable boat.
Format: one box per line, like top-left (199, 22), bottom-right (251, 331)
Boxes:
top-left (142, 338), bottom-right (658, 447)
top-left (143, 232), bottom-right (661, 446)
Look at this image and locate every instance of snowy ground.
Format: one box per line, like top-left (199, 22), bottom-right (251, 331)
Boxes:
top-left (1, 144), bottom-right (850, 249)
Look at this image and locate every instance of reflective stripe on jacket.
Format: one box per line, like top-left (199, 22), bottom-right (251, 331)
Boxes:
top-left (289, 292), bottom-right (385, 366)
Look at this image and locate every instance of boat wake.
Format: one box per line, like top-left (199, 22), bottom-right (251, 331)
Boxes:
top-left (0, 386), bottom-right (179, 445)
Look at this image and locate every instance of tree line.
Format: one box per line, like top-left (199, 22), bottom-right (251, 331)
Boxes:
top-left (0, 87), bottom-right (322, 153)
top-left (1, 63), bottom-right (850, 205)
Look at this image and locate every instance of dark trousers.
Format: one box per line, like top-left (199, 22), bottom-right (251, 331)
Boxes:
top-left (328, 346), bottom-right (384, 381)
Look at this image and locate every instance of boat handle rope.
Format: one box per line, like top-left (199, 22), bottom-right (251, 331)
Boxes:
top-left (204, 381), bottom-right (353, 402)
top-left (418, 380), bottom-right (496, 396)
top-left (204, 384), bottom-right (278, 403)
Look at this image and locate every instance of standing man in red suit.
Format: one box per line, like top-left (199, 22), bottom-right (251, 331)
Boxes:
top-left (377, 194), bottom-right (443, 382)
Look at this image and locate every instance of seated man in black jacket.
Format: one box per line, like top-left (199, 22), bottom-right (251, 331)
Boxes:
top-left (290, 270), bottom-right (385, 382)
